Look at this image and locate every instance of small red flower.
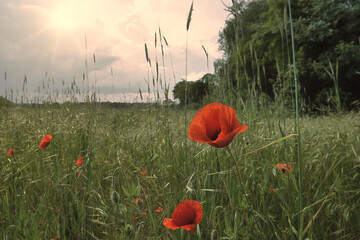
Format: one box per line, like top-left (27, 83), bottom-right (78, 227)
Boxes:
top-left (163, 200), bottom-right (203, 234)
top-left (141, 212), bottom-right (147, 215)
top-left (188, 103), bottom-right (248, 148)
top-left (7, 148), bottom-right (15, 156)
top-left (269, 188), bottom-right (278, 193)
top-left (74, 156), bottom-right (83, 165)
top-left (132, 216), bottom-right (139, 221)
top-left (137, 170), bottom-right (147, 176)
top-left (134, 197), bottom-right (144, 205)
top-left (39, 134), bottom-right (52, 150)
top-left (276, 164), bottom-right (292, 174)
top-left (76, 170), bottom-right (81, 175)
top-left (155, 206), bottom-right (163, 213)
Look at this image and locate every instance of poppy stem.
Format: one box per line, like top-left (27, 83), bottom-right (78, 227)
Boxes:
top-left (225, 146), bottom-right (239, 172)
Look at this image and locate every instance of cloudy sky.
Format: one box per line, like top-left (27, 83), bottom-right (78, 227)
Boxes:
top-left (0, 0), bottom-right (232, 102)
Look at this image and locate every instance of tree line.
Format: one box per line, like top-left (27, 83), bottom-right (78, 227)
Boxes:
top-left (173, 0), bottom-right (360, 111)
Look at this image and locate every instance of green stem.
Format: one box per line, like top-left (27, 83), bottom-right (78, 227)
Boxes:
top-left (288, 0), bottom-right (303, 239)
top-left (185, 25), bottom-right (189, 175)
top-left (225, 146), bottom-right (239, 173)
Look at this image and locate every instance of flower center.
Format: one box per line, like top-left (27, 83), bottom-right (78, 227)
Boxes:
top-left (210, 128), bottom-right (221, 141)
top-left (172, 204), bottom-right (195, 226)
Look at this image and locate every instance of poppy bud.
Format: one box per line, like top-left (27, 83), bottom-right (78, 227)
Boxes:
top-left (111, 191), bottom-right (120, 204)
top-left (134, 197), bottom-right (144, 207)
top-left (7, 148), bottom-right (15, 156)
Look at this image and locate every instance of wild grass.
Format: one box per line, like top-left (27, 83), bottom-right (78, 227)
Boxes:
top-left (1, 103), bottom-right (359, 239)
top-left (1, 1), bottom-right (359, 239)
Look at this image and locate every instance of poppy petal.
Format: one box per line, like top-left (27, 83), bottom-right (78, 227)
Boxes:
top-left (276, 163), bottom-right (292, 174)
top-left (39, 134), bottom-right (52, 150)
top-left (7, 148), bottom-right (15, 156)
top-left (210, 125), bottom-right (248, 148)
top-left (163, 218), bottom-right (181, 230)
top-left (155, 207), bottom-right (163, 212)
top-left (137, 170), bottom-right (147, 175)
top-left (74, 156), bottom-right (83, 165)
top-left (163, 219), bottom-right (196, 234)
top-left (172, 202), bottom-right (196, 226)
top-left (188, 124), bottom-right (211, 143)
top-left (188, 200), bottom-right (203, 225)
top-left (179, 224), bottom-right (196, 234)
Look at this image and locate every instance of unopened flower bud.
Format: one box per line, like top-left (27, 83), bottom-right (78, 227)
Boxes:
top-left (111, 191), bottom-right (120, 204)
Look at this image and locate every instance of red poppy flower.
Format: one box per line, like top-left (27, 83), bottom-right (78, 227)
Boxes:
top-left (137, 170), bottom-right (147, 176)
top-left (74, 156), bottom-right (83, 165)
top-left (269, 188), bottom-right (278, 193)
top-left (276, 164), bottom-right (292, 174)
top-left (7, 148), bottom-right (15, 156)
top-left (155, 206), bottom-right (164, 213)
top-left (141, 212), bottom-right (147, 216)
top-left (134, 197), bottom-right (144, 206)
top-left (163, 200), bottom-right (203, 234)
top-left (188, 103), bottom-right (248, 148)
top-left (132, 216), bottom-right (139, 221)
top-left (39, 134), bottom-right (52, 150)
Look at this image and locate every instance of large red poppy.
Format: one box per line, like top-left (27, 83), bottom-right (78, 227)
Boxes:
top-left (39, 134), bottom-right (52, 150)
top-left (163, 200), bottom-right (203, 234)
top-left (188, 103), bottom-right (248, 148)
top-left (7, 148), bottom-right (15, 156)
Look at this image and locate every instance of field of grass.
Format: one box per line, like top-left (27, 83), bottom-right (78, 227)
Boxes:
top-left (1, 103), bottom-right (359, 239)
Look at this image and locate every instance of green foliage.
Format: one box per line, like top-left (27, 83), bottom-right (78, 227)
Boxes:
top-left (172, 73), bottom-right (216, 105)
top-left (217, 0), bottom-right (360, 111)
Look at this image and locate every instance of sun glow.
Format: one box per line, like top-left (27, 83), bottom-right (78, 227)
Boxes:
top-left (50, 2), bottom-right (83, 31)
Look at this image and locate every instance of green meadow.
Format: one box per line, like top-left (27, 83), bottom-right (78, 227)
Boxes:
top-left (1, 103), bottom-right (360, 239)
top-left (1, 0), bottom-right (360, 239)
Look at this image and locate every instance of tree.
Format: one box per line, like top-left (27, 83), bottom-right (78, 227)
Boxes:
top-left (172, 80), bottom-right (186, 105)
top-left (172, 73), bottom-right (215, 105)
top-left (217, 0), bottom-right (360, 110)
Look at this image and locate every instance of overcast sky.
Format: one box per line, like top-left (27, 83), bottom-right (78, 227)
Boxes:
top-left (0, 0), bottom-right (232, 102)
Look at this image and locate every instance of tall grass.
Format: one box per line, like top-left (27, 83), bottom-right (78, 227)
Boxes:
top-left (1, 104), bottom-right (360, 239)
top-left (325, 59), bottom-right (341, 113)
top-left (287, 0), bottom-right (303, 238)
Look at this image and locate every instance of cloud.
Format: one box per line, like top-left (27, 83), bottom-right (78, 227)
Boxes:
top-left (0, 0), bottom-right (232, 102)
top-left (116, 14), bottom-right (151, 42)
